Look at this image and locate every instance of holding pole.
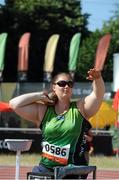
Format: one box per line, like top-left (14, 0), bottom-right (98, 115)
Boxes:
top-left (15, 150), bottom-right (21, 180)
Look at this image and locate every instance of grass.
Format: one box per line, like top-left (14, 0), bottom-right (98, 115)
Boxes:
top-left (0, 153), bottom-right (119, 170)
top-left (0, 153), bottom-right (39, 166)
top-left (90, 155), bottom-right (119, 170)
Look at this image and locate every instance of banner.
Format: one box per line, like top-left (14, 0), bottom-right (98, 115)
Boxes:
top-left (43, 34), bottom-right (60, 82)
top-left (17, 32), bottom-right (31, 81)
top-left (18, 32), bottom-right (31, 71)
top-left (68, 33), bottom-right (81, 74)
top-left (0, 33), bottom-right (8, 77)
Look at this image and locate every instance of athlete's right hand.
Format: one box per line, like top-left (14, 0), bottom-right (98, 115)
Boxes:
top-left (37, 92), bottom-right (58, 105)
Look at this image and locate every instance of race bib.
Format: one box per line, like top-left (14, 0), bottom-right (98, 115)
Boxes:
top-left (42, 141), bottom-right (70, 165)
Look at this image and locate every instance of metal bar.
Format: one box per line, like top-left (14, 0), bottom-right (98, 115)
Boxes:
top-left (0, 128), bottom-right (113, 135)
top-left (0, 127), bottom-right (41, 132)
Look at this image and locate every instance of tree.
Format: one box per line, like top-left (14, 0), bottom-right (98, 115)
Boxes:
top-left (76, 30), bottom-right (102, 81)
top-left (6, 0), bottom-right (88, 33)
top-left (76, 2), bottom-right (119, 82)
top-left (0, 0), bottom-right (90, 82)
top-left (98, 4), bottom-right (119, 82)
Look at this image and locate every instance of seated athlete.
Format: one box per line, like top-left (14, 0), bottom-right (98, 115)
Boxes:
top-left (9, 68), bottom-right (105, 178)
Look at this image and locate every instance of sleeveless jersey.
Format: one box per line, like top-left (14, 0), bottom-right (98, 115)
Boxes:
top-left (40, 102), bottom-right (85, 168)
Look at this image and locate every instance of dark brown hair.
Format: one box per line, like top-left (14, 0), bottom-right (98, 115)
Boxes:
top-left (52, 72), bottom-right (73, 84)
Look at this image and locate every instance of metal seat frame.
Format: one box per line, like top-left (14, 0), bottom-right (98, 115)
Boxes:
top-left (27, 165), bottom-right (97, 179)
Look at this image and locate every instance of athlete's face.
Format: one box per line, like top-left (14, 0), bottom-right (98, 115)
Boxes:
top-left (52, 74), bottom-right (73, 99)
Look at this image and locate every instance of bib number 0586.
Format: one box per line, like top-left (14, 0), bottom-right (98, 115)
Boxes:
top-left (42, 141), bottom-right (70, 159)
top-left (45, 143), bottom-right (67, 156)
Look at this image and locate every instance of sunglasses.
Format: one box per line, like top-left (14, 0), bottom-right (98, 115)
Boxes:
top-left (53, 80), bottom-right (74, 88)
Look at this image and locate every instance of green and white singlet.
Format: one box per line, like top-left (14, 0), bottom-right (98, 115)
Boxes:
top-left (40, 102), bottom-right (84, 168)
